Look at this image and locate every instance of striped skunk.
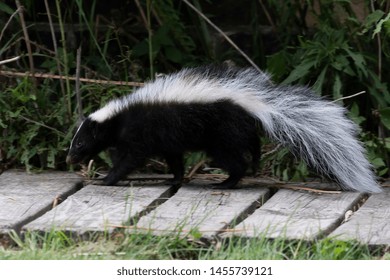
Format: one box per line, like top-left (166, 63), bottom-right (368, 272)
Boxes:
top-left (66, 65), bottom-right (382, 193)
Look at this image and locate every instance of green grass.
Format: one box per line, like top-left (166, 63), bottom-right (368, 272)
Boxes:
top-left (0, 230), bottom-right (387, 260)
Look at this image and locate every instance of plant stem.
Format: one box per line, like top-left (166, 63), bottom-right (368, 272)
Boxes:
top-left (75, 47), bottom-right (83, 121)
top-left (15, 1), bottom-right (36, 89)
top-left (146, 0), bottom-right (154, 78)
top-left (44, 0), bottom-right (67, 121)
top-left (55, 0), bottom-right (72, 123)
top-left (0, 6), bottom-right (21, 43)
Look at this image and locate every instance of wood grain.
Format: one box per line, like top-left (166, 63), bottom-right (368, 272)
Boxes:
top-left (0, 170), bottom-right (81, 233)
top-left (330, 188), bottom-right (390, 246)
top-left (132, 180), bottom-right (270, 238)
top-left (23, 182), bottom-right (174, 235)
top-left (223, 189), bottom-right (363, 240)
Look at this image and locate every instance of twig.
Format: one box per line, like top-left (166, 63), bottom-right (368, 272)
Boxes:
top-left (0, 70), bottom-right (144, 87)
top-left (107, 223), bottom-right (240, 234)
top-left (332, 91), bottom-right (366, 103)
top-left (0, 6), bottom-right (22, 43)
top-left (370, 0), bottom-right (382, 81)
top-left (276, 185), bottom-right (342, 194)
top-left (261, 143), bottom-right (282, 158)
top-left (55, 0), bottom-right (73, 121)
top-left (258, 0), bottom-right (277, 34)
top-left (44, 0), bottom-right (66, 109)
top-left (182, 0), bottom-right (262, 73)
top-left (75, 47), bottom-right (83, 120)
top-left (134, 0), bottom-right (148, 28)
top-left (15, 1), bottom-right (35, 80)
top-left (146, 0), bottom-right (154, 78)
top-left (0, 56), bottom-right (21, 65)
top-left (15, 0), bottom-right (39, 113)
top-left (186, 159), bottom-right (206, 181)
top-left (19, 115), bottom-right (65, 136)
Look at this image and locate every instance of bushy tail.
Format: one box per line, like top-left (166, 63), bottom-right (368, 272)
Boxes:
top-left (254, 83), bottom-right (381, 193)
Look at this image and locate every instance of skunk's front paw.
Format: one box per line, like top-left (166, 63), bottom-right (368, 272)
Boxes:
top-left (102, 175), bottom-right (119, 186)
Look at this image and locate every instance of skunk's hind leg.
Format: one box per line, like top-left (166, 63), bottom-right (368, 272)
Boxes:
top-left (209, 151), bottom-right (247, 189)
top-left (164, 153), bottom-right (184, 187)
top-left (250, 136), bottom-right (261, 175)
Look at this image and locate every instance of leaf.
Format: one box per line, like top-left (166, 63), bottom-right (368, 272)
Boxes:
top-left (373, 12), bottom-right (390, 38)
top-left (0, 2), bottom-right (14, 14)
top-left (0, 119), bottom-right (7, 129)
top-left (332, 74), bottom-right (343, 101)
top-left (312, 65), bottom-right (328, 94)
top-left (331, 55), bottom-right (349, 71)
top-left (344, 49), bottom-right (367, 78)
top-left (164, 46), bottom-right (183, 63)
top-left (132, 40), bottom-right (149, 57)
top-left (281, 59), bottom-right (316, 85)
top-left (348, 102), bottom-right (366, 126)
top-left (267, 50), bottom-right (292, 81)
top-left (361, 10), bottom-right (385, 34)
top-left (378, 107), bottom-right (390, 130)
top-left (370, 157), bottom-right (386, 169)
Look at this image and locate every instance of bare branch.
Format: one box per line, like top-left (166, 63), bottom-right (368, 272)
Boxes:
top-left (0, 70), bottom-right (144, 87)
top-left (0, 56), bottom-right (21, 65)
top-left (332, 91), bottom-right (366, 103)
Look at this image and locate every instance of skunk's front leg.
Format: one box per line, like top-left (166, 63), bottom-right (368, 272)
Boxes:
top-left (103, 152), bottom-right (143, 185)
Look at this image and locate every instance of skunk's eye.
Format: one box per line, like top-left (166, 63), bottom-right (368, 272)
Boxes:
top-left (76, 142), bottom-right (83, 148)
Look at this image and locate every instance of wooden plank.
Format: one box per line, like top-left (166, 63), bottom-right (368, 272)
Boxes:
top-left (23, 182), bottom-right (174, 235)
top-left (222, 189), bottom-right (363, 240)
top-left (132, 180), bottom-right (270, 238)
top-left (330, 188), bottom-right (390, 246)
top-left (0, 170), bottom-right (81, 234)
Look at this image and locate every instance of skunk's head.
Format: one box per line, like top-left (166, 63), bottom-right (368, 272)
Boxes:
top-left (66, 118), bottom-right (107, 165)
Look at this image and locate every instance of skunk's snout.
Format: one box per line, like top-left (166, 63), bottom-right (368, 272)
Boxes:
top-left (66, 155), bottom-right (72, 165)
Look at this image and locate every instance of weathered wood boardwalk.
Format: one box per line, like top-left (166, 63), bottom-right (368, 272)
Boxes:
top-left (1, 170), bottom-right (389, 246)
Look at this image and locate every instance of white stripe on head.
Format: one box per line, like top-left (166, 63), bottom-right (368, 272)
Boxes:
top-left (69, 120), bottom-right (86, 149)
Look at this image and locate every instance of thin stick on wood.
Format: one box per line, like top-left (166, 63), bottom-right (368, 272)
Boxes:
top-left (185, 159), bottom-right (206, 181)
top-left (0, 70), bottom-right (144, 87)
top-left (276, 185), bottom-right (342, 194)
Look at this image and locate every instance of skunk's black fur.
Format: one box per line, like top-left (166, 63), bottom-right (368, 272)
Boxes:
top-left (67, 101), bottom-right (260, 188)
